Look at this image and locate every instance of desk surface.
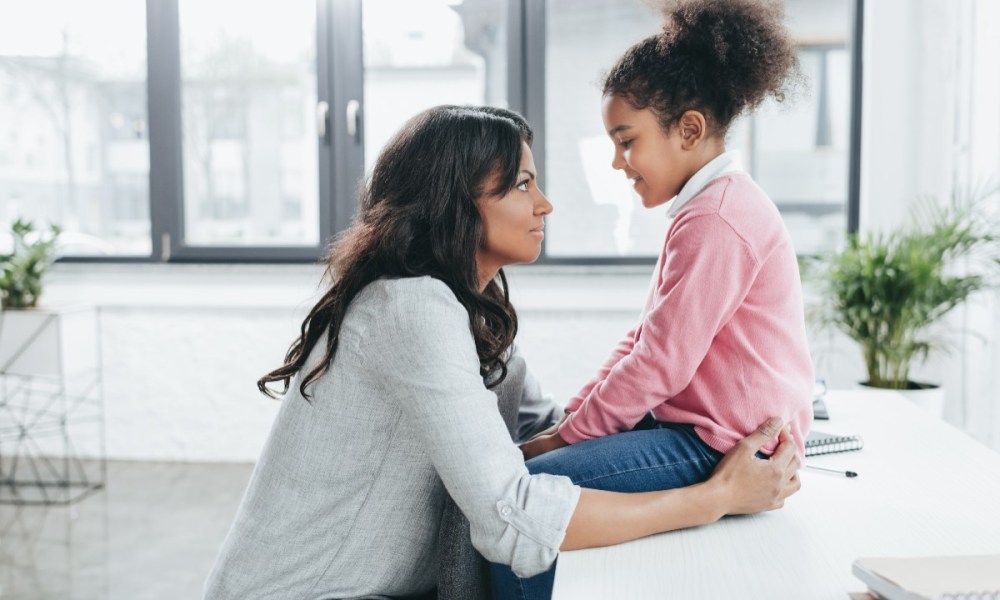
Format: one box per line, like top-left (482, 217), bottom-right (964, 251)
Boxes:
top-left (552, 390), bottom-right (1000, 599)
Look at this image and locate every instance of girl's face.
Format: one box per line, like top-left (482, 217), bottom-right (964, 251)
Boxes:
top-left (476, 142), bottom-right (552, 285)
top-left (601, 95), bottom-right (701, 209)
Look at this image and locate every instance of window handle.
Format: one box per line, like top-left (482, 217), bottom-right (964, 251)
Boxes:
top-left (346, 99), bottom-right (360, 140)
top-left (316, 101), bottom-right (329, 140)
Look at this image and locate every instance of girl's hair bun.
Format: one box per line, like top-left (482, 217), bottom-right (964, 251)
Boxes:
top-left (605, 0), bottom-right (800, 134)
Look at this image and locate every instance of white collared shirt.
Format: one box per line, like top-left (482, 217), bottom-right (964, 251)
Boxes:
top-left (666, 150), bottom-right (744, 218)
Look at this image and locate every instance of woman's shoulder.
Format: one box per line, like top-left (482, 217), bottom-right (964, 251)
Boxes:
top-left (353, 276), bottom-right (469, 336)
top-left (359, 276), bottom-right (461, 310)
top-left (351, 276), bottom-right (480, 373)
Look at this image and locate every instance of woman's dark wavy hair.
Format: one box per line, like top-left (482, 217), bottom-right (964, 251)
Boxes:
top-left (258, 105), bottom-right (532, 400)
top-left (603, 0), bottom-right (800, 136)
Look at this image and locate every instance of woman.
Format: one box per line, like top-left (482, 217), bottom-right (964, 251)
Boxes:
top-left (204, 105), bottom-right (800, 599)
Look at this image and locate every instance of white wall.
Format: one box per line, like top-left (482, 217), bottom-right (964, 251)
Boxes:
top-left (43, 263), bottom-right (653, 461)
top-left (859, 0), bottom-right (1000, 447)
top-left (949, 0), bottom-right (1000, 447)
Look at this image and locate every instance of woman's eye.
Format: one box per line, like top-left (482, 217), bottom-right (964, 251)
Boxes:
top-left (516, 180), bottom-right (530, 192)
top-left (618, 139), bottom-right (632, 149)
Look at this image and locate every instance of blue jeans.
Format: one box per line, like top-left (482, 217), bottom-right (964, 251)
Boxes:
top-left (489, 417), bottom-right (723, 600)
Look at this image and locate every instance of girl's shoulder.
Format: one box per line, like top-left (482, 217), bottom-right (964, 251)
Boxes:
top-left (670, 174), bottom-right (787, 257)
top-left (671, 174), bottom-right (771, 224)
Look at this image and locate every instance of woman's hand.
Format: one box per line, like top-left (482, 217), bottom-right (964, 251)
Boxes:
top-left (528, 410), bottom-right (570, 440)
top-left (707, 416), bottom-right (801, 516)
top-left (519, 430), bottom-right (570, 460)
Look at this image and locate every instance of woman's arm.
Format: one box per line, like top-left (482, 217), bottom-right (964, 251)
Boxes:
top-left (368, 279), bottom-right (581, 577)
top-left (562, 416), bottom-right (799, 550)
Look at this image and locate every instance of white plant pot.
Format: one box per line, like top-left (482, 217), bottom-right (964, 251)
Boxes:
top-left (0, 305), bottom-right (98, 378)
top-left (859, 382), bottom-right (945, 419)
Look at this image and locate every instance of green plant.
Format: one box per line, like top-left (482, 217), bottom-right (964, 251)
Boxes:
top-left (811, 186), bottom-right (1000, 389)
top-left (0, 219), bottom-right (62, 309)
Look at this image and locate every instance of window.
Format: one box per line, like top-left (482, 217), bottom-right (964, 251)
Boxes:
top-left (178, 0), bottom-right (320, 248)
top-left (751, 0), bottom-right (858, 256)
top-left (541, 0), bottom-right (663, 259)
top-left (13, 0), bottom-right (859, 263)
top-left (0, 0), bottom-right (150, 257)
top-left (362, 0), bottom-right (509, 169)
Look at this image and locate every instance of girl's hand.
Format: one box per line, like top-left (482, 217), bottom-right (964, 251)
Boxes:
top-left (519, 430), bottom-right (570, 460)
top-left (708, 417), bottom-right (801, 516)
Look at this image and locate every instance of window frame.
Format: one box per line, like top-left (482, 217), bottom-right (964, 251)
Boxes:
top-left (54, 0), bottom-right (862, 264)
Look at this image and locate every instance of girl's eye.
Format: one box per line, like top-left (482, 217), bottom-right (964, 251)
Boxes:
top-left (516, 180), bottom-right (530, 192)
top-left (618, 139), bottom-right (632, 149)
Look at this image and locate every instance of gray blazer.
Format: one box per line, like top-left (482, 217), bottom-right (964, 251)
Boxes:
top-left (205, 277), bottom-right (579, 599)
top-left (437, 347), bottom-right (558, 600)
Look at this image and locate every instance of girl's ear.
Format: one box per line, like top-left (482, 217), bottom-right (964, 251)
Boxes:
top-left (677, 110), bottom-right (708, 149)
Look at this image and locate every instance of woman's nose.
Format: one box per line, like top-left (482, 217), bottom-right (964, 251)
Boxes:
top-left (535, 189), bottom-right (553, 215)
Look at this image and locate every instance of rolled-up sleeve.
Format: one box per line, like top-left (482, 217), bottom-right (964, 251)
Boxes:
top-left (363, 278), bottom-right (581, 577)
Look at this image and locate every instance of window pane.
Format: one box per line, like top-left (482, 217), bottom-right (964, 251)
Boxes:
top-left (751, 0), bottom-right (854, 255)
top-left (544, 0), bottom-right (661, 257)
top-left (0, 1), bottom-right (149, 256)
top-left (362, 0), bottom-right (508, 169)
top-left (179, 0), bottom-right (319, 247)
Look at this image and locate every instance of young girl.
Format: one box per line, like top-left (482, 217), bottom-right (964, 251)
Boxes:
top-left (501, 0), bottom-right (813, 596)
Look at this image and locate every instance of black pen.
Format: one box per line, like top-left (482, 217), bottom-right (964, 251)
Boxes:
top-left (805, 464), bottom-right (858, 478)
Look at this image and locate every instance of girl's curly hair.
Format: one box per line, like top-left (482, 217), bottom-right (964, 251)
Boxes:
top-left (604, 0), bottom-right (801, 136)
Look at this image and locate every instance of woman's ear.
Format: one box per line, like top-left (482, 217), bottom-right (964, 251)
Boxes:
top-left (677, 110), bottom-right (708, 149)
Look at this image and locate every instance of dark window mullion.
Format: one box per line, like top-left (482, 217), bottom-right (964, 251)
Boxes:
top-left (317, 0), bottom-right (335, 248)
top-left (146, 0), bottom-right (184, 262)
top-left (506, 0), bottom-right (526, 116)
top-left (847, 0), bottom-right (864, 235)
top-left (328, 0), bottom-right (365, 238)
top-left (520, 0), bottom-right (549, 259)
top-left (163, 245), bottom-right (323, 263)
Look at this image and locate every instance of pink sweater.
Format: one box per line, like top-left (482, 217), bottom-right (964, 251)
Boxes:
top-left (558, 173), bottom-right (813, 457)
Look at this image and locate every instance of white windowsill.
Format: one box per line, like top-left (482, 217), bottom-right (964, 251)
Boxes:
top-left (46, 262), bottom-right (655, 312)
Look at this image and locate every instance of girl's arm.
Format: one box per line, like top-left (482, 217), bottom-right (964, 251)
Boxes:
top-left (562, 417), bottom-right (799, 550)
top-left (558, 214), bottom-right (760, 445)
top-left (563, 327), bottom-right (637, 414)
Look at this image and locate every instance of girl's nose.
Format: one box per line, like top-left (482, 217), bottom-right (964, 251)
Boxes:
top-left (610, 151), bottom-right (626, 171)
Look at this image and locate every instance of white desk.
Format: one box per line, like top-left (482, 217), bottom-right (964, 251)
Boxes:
top-left (552, 390), bottom-right (1000, 599)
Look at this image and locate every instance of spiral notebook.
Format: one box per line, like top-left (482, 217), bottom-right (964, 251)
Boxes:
top-left (805, 430), bottom-right (864, 456)
top-left (853, 555), bottom-right (1000, 600)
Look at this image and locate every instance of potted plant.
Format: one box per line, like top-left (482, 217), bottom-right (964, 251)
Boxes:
top-left (0, 220), bottom-right (105, 504)
top-left (0, 218), bottom-right (62, 309)
top-left (810, 186), bottom-right (1000, 414)
top-left (0, 218), bottom-right (83, 380)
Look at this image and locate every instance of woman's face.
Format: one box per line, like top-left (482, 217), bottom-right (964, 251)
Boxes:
top-left (476, 142), bottom-right (552, 284)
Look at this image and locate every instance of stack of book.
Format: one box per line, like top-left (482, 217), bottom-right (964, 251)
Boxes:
top-left (852, 555), bottom-right (1000, 599)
